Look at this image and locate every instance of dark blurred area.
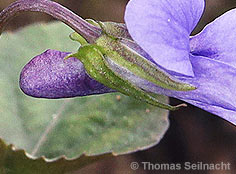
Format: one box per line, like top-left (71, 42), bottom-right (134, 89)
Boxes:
top-left (1, 0), bottom-right (236, 173)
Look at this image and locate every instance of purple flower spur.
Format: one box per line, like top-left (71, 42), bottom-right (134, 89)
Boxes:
top-left (0, 0), bottom-right (236, 125)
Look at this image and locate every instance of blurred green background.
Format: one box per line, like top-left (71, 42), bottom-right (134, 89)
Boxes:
top-left (0, 0), bottom-right (236, 173)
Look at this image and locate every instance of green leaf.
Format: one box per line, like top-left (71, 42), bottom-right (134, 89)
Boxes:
top-left (0, 22), bottom-right (169, 172)
top-left (0, 138), bottom-right (113, 174)
top-left (39, 93), bottom-right (169, 157)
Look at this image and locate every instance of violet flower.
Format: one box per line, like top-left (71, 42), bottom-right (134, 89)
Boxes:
top-left (0, 0), bottom-right (236, 125)
top-left (125, 0), bottom-right (236, 125)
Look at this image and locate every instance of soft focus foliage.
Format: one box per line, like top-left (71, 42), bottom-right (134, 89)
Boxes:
top-left (0, 138), bottom-right (113, 174)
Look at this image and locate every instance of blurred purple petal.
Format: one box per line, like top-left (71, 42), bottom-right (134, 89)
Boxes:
top-left (174, 55), bottom-right (236, 125)
top-left (125, 0), bottom-right (205, 76)
top-left (127, 55), bottom-right (236, 125)
top-left (190, 9), bottom-right (236, 68)
top-left (20, 49), bottom-right (114, 99)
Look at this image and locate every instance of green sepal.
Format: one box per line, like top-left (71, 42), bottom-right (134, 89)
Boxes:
top-left (69, 32), bottom-right (88, 46)
top-left (95, 34), bottom-right (196, 91)
top-left (85, 19), bottom-right (101, 28)
top-left (70, 45), bottom-right (186, 111)
top-left (97, 21), bottom-right (132, 40)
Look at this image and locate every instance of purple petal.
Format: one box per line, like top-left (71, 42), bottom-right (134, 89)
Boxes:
top-left (128, 55), bottom-right (236, 126)
top-left (125, 0), bottom-right (205, 76)
top-left (20, 49), bottom-right (114, 99)
top-left (190, 9), bottom-right (236, 68)
top-left (174, 55), bottom-right (236, 125)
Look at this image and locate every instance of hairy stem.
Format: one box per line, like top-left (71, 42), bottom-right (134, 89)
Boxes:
top-left (31, 99), bottom-right (71, 157)
top-left (0, 0), bottom-right (102, 43)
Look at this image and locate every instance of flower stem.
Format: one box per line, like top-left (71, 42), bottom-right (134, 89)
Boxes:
top-left (0, 0), bottom-right (102, 43)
